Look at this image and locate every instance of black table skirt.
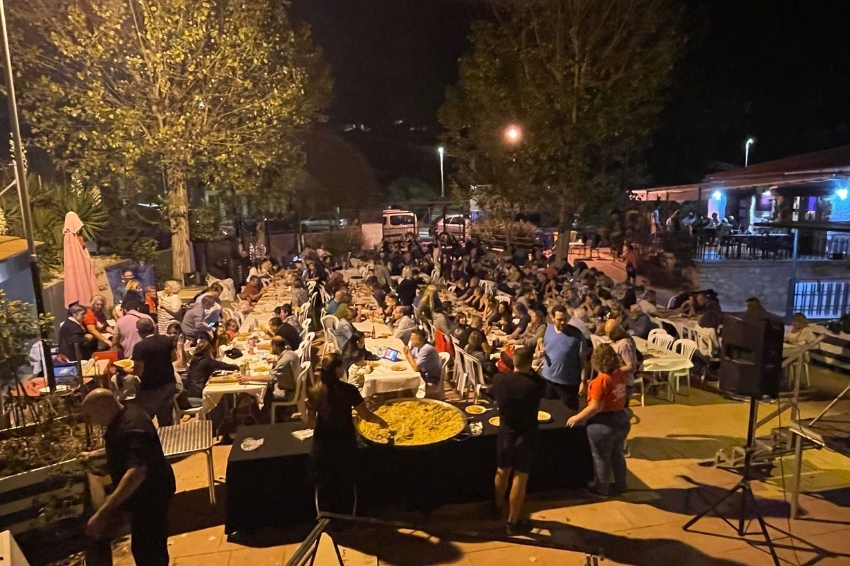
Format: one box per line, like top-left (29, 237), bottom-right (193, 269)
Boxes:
top-left (225, 399), bottom-right (593, 535)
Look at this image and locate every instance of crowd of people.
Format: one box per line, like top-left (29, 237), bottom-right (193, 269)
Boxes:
top-left (52, 234), bottom-right (829, 561)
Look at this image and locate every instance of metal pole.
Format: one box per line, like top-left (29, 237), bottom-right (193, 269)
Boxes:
top-left (0, 0), bottom-right (55, 389)
top-left (438, 148), bottom-right (445, 198)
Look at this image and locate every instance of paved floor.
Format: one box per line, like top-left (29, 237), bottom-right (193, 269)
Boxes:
top-left (97, 370), bottom-right (850, 566)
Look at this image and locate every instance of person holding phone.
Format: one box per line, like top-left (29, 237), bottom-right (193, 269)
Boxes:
top-left (404, 329), bottom-right (443, 399)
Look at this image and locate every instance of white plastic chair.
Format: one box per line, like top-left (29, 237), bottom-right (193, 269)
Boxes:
top-left (298, 332), bottom-right (315, 366)
top-left (321, 315), bottom-right (340, 354)
top-left (301, 319), bottom-right (311, 341)
top-left (463, 353), bottom-right (485, 404)
top-left (692, 326), bottom-right (718, 359)
top-left (670, 338), bottom-right (698, 396)
top-left (450, 335), bottom-right (466, 391)
top-left (271, 361), bottom-right (311, 424)
top-left (648, 330), bottom-right (675, 350)
top-left (417, 352), bottom-right (450, 400)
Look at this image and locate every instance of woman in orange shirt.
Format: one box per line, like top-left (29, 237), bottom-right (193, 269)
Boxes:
top-left (567, 343), bottom-right (630, 497)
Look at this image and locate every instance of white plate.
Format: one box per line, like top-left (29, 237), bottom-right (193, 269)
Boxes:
top-left (39, 385), bottom-right (71, 395)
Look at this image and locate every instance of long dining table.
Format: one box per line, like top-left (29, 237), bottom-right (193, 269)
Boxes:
top-left (352, 321), bottom-right (423, 397)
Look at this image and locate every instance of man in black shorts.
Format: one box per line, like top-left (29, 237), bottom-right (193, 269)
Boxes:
top-left (489, 346), bottom-right (545, 535)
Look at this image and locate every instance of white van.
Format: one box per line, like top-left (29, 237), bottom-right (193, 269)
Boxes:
top-left (382, 209), bottom-right (417, 241)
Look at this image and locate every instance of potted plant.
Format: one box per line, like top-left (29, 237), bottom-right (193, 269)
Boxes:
top-left (0, 290), bottom-right (104, 546)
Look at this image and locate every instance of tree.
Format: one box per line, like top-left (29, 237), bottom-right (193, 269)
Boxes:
top-left (10, 0), bottom-right (332, 277)
top-left (440, 0), bottom-right (683, 253)
top-left (384, 177), bottom-right (438, 205)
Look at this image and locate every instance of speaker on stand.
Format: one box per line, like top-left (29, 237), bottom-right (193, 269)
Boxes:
top-left (683, 312), bottom-right (786, 566)
top-left (717, 312), bottom-right (784, 399)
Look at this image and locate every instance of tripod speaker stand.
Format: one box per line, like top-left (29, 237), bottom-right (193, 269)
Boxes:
top-left (682, 396), bottom-right (780, 566)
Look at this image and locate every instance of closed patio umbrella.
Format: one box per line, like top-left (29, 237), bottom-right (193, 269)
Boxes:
top-left (63, 211), bottom-right (99, 308)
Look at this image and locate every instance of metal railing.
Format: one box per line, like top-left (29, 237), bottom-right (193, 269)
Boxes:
top-left (787, 278), bottom-right (850, 320)
top-left (691, 232), bottom-right (850, 262)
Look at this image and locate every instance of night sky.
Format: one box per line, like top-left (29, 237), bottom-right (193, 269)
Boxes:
top-left (290, 0), bottom-right (850, 190)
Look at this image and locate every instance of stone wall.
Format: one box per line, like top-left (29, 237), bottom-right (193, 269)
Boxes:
top-left (696, 260), bottom-right (850, 317)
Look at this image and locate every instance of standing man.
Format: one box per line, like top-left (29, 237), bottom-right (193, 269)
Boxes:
top-left (80, 389), bottom-right (176, 566)
top-left (113, 307), bottom-right (154, 358)
top-left (132, 319), bottom-right (177, 426)
top-left (489, 346), bottom-right (545, 535)
top-left (537, 304), bottom-right (585, 411)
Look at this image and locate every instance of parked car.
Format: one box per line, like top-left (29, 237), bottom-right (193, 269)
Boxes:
top-left (382, 209), bottom-right (417, 241)
top-left (433, 214), bottom-right (472, 240)
top-left (300, 213), bottom-right (347, 232)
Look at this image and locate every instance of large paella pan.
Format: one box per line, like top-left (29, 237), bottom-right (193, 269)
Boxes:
top-left (356, 398), bottom-right (467, 448)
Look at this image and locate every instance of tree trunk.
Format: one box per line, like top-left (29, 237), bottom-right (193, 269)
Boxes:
top-left (167, 173), bottom-right (192, 279)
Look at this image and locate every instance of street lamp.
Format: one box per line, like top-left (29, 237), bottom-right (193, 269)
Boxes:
top-left (438, 146), bottom-right (445, 198)
top-left (504, 125), bottom-right (522, 145)
top-left (745, 138), bottom-right (755, 167)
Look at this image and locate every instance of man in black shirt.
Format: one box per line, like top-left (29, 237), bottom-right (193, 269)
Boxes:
top-left (131, 318), bottom-right (177, 426)
top-left (269, 316), bottom-right (302, 351)
top-left (489, 346), bottom-right (545, 535)
top-left (80, 389), bottom-right (176, 566)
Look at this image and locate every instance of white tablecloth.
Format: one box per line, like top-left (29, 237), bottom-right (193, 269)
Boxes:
top-left (200, 382), bottom-right (267, 418)
top-left (633, 337), bottom-right (694, 373)
top-left (352, 323), bottom-right (422, 396)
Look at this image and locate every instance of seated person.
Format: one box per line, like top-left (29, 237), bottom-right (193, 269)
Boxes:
top-left (326, 288), bottom-right (345, 315)
top-left (185, 338), bottom-right (240, 401)
top-left (182, 296), bottom-right (216, 342)
top-left (451, 312), bottom-right (470, 345)
top-left (786, 313), bottom-right (817, 346)
top-left (334, 293), bottom-right (360, 322)
top-left (488, 301), bottom-right (515, 335)
top-left (368, 277), bottom-right (387, 309)
top-left (390, 305), bottom-right (418, 343)
top-left (694, 291), bottom-right (722, 330)
top-left (465, 330), bottom-right (495, 383)
top-left (58, 304), bottom-right (94, 361)
top-left (277, 303), bottom-right (299, 328)
top-left (513, 308), bottom-right (547, 347)
top-left (84, 295), bottom-right (113, 352)
top-left (269, 336), bottom-right (301, 401)
top-left (403, 328), bottom-right (444, 399)
top-left (268, 316), bottom-right (302, 351)
top-left (383, 293), bottom-right (399, 324)
top-left (119, 280), bottom-right (148, 315)
top-left (508, 303), bottom-right (531, 340)
top-left (637, 289), bottom-right (659, 316)
top-left (623, 304), bottom-right (656, 340)
top-left (224, 319), bottom-right (240, 340)
top-left (329, 317), bottom-right (357, 352)
top-left (341, 332), bottom-right (379, 372)
top-left (240, 276), bottom-right (268, 303)
top-left (346, 349), bottom-right (370, 388)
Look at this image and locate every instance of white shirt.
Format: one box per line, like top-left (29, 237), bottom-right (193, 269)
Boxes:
top-left (637, 300), bottom-right (658, 315)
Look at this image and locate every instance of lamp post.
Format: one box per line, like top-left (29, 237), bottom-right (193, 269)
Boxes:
top-left (438, 146), bottom-right (445, 198)
top-left (0, 0), bottom-right (54, 389)
top-left (745, 138), bottom-right (755, 167)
